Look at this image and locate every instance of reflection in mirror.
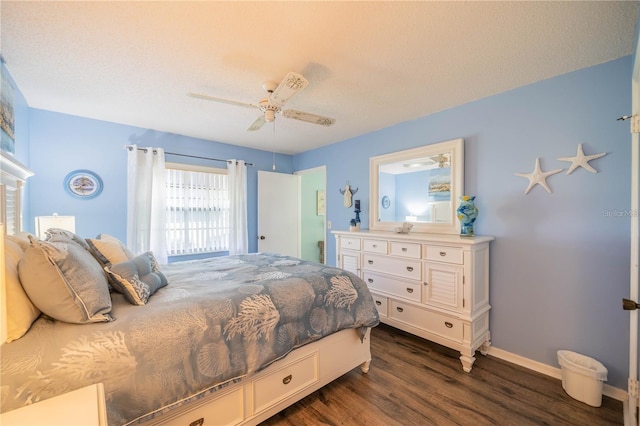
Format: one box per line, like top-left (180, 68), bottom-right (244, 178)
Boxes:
top-left (370, 139), bottom-right (464, 234)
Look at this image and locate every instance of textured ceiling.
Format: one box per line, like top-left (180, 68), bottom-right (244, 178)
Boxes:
top-left (1, 1), bottom-right (637, 155)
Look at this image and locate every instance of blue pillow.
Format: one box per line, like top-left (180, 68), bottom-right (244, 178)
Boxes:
top-left (105, 252), bottom-right (168, 305)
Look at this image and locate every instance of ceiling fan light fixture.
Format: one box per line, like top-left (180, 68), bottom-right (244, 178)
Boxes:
top-left (265, 109), bottom-right (276, 122)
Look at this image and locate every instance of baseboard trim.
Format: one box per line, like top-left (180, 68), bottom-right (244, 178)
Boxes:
top-left (487, 346), bottom-right (628, 402)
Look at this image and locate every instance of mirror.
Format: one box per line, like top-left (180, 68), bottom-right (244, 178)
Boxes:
top-left (369, 138), bottom-right (464, 234)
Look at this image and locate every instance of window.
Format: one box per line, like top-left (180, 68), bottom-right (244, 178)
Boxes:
top-left (165, 163), bottom-right (229, 256)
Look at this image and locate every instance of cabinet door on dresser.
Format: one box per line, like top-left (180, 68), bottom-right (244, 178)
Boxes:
top-left (422, 262), bottom-right (464, 312)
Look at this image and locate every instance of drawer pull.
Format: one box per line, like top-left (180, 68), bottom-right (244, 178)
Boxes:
top-left (445, 322), bottom-right (453, 328)
top-left (283, 374), bottom-right (293, 385)
top-left (406, 288), bottom-right (414, 293)
top-left (189, 419), bottom-right (204, 426)
top-left (396, 307), bottom-right (404, 313)
top-left (375, 300), bottom-right (382, 306)
top-left (368, 278), bottom-right (373, 283)
top-left (402, 247), bottom-right (407, 252)
top-left (368, 260), bottom-right (374, 264)
top-left (439, 251), bottom-right (447, 256)
top-left (406, 266), bottom-right (414, 272)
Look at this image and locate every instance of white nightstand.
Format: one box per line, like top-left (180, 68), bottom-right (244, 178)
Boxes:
top-left (0, 383), bottom-right (107, 426)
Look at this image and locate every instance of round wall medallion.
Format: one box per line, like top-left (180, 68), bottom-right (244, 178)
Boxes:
top-left (381, 195), bottom-right (391, 209)
top-left (64, 170), bottom-right (103, 199)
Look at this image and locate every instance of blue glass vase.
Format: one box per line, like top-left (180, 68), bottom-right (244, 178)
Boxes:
top-left (456, 196), bottom-right (478, 237)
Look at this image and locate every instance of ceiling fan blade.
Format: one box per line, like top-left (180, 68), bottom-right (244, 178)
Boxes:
top-left (247, 115), bottom-right (266, 131)
top-left (187, 92), bottom-right (259, 110)
top-left (282, 109), bottom-right (336, 127)
top-left (269, 72), bottom-right (309, 107)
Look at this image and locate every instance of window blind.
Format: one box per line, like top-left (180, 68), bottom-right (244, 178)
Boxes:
top-left (166, 168), bottom-right (229, 255)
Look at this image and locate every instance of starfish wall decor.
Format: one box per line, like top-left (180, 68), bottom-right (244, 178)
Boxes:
top-left (515, 144), bottom-right (607, 195)
top-left (514, 158), bottom-right (564, 195)
top-left (557, 143), bottom-right (607, 174)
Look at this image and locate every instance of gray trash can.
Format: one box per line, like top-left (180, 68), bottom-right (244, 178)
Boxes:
top-left (557, 350), bottom-right (608, 407)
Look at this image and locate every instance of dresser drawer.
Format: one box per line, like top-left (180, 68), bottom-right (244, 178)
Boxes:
top-left (363, 271), bottom-right (420, 303)
top-left (424, 245), bottom-right (464, 264)
top-left (370, 292), bottom-right (388, 318)
top-left (341, 237), bottom-right (361, 251)
top-left (389, 242), bottom-right (421, 259)
top-left (254, 352), bottom-right (319, 413)
top-left (389, 301), bottom-right (463, 343)
top-left (363, 239), bottom-right (388, 254)
top-left (363, 254), bottom-right (421, 280)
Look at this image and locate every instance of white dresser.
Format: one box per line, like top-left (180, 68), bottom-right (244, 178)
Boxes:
top-left (333, 230), bottom-right (494, 372)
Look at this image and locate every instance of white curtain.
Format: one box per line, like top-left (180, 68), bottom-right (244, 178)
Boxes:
top-left (227, 159), bottom-right (248, 254)
top-left (127, 145), bottom-right (168, 264)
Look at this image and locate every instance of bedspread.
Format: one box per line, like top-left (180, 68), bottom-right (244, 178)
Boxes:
top-left (0, 253), bottom-right (379, 425)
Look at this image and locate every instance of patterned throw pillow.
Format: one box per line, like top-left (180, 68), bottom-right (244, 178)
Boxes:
top-left (18, 236), bottom-right (112, 324)
top-left (105, 252), bottom-right (168, 305)
top-left (86, 234), bottom-right (134, 268)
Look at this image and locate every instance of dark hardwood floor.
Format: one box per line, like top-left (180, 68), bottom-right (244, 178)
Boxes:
top-left (260, 324), bottom-right (623, 426)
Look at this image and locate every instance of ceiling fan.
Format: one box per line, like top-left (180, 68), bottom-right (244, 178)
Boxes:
top-left (188, 72), bottom-right (336, 132)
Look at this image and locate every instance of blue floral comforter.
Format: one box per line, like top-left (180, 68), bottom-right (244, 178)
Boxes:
top-left (0, 253), bottom-right (379, 425)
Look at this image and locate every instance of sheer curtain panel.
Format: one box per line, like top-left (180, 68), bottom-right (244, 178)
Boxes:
top-left (127, 146), bottom-right (168, 264)
top-left (227, 159), bottom-right (248, 254)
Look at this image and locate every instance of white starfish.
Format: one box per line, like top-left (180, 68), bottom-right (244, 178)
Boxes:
top-left (514, 158), bottom-right (563, 195)
top-left (557, 144), bottom-right (606, 174)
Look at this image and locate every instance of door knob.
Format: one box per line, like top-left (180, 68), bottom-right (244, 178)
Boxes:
top-left (259, 235), bottom-right (266, 240)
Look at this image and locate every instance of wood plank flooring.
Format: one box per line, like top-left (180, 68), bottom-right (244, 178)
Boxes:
top-left (260, 324), bottom-right (624, 426)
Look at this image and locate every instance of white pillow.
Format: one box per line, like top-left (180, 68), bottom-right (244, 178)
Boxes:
top-left (4, 237), bottom-right (41, 342)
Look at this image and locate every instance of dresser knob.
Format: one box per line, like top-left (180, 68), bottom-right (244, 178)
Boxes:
top-left (189, 418), bottom-right (204, 426)
top-left (439, 251), bottom-right (447, 256)
top-left (368, 260), bottom-right (374, 264)
top-left (396, 307), bottom-right (404, 313)
top-left (406, 288), bottom-right (413, 293)
top-left (373, 244), bottom-right (377, 248)
top-left (375, 300), bottom-right (382, 306)
top-left (368, 278), bottom-right (373, 283)
top-left (283, 374), bottom-right (293, 385)
top-left (402, 247), bottom-right (407, 252)
top-left (445, 322), bottom-right (453, 328)
top-left (406, 266), bottom-right (414, 272)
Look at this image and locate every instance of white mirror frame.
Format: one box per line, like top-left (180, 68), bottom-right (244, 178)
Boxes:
top-left (369, 138), bottom-right (464, 234)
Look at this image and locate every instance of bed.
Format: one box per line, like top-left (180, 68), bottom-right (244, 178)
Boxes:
top-left (0, 229), bottom-right (380, 426)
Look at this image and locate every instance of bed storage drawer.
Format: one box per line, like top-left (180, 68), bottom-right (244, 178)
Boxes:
top-left (155, 387), bottom-right (244, 426)
top-left (253, 351), bottom-right (319, 413)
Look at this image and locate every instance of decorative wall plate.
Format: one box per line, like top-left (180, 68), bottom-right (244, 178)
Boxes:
top-left (64, 169), bottom-right (103, 199)
top-left (381, 195), bottom-right (391, 209)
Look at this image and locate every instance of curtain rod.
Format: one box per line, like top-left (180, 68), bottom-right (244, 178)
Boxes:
top-left (125, 145), bottom-right (254, 166)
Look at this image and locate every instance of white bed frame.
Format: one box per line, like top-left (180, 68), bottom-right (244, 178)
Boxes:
top-left (0, 152), bottom-right (373, 426)
top-left (140, 328), bottom-right (372, 426)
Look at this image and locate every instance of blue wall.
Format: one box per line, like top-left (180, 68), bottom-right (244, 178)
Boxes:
top-left (294, 56), bottom-right (633, 389)
top-left (4, 54), bottom-right (635, 389)
top-left (26, 109), bottom-right (293, 255)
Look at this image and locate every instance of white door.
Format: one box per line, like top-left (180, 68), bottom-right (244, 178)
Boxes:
top-left (257, 171), bottom-right (299, 257)
top-left (628, 37), bottom-right (640, 426)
